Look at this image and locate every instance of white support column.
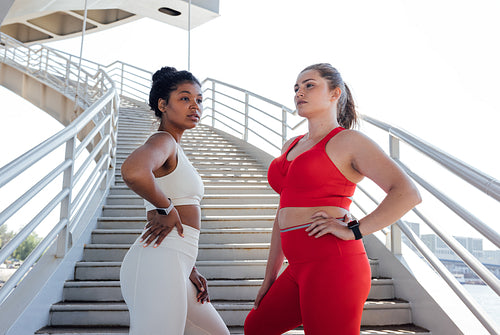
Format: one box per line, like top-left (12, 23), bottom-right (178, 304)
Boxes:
top-left (389, 133), bottom-right (402, 255)
top-left (244, 92), bottom-right (249, 141)
top-left (56, 136), bottom-right (75, 257)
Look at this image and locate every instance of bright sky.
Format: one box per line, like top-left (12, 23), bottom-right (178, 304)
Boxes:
top-left (1, 0), bottom-right (499, 241)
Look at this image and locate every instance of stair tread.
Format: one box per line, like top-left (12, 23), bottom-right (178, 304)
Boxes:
top-left (84, 243), bottom-right (271, 248)
top-left (93, 228), bottom-right (272, 233)
top-left (35, 324), bottom-right (431, 335)
top-left (65, 277), bottom-right (393, 287)
top-left (51, 298), bottom-right (410, 310)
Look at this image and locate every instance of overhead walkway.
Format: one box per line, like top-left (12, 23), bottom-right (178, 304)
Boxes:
top-left (1, 32), bottom-right (499, 334)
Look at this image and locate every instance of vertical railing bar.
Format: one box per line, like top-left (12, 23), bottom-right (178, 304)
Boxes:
top-left (56, 136), bottom-right (75, 257)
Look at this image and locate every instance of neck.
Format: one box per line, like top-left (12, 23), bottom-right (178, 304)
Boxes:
top-left (158, 123), bottom-right (184, 143)
top-left (306, 113), bottom-right (339, 141)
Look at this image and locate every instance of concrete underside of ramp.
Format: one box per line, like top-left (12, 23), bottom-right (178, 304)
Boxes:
top-left (0, 62), bottom-right (83, 126)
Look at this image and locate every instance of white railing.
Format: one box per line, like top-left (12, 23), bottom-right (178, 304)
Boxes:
top-left (0, 32), bottom-right (119, 304)
top-left (202, 78), bottom-right (306, 156)
top-left (200, 77), bottom-right (500, 334)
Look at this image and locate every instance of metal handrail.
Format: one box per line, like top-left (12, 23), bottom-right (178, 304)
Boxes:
top-left (0, 32), bottom-right (119, 304)
top-left (363, 115), bottom-right (500, 202)
top-left (200, 77), bottom-right (499, 333)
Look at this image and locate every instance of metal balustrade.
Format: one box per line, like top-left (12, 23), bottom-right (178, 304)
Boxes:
top-left (0, 31), bottom-right (499, 333)
top-left (0, 32), bottom-right (119, 304)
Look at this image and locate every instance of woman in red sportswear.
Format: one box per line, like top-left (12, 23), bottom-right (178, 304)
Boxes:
top-left (244, 63), bottom-right (422, 335)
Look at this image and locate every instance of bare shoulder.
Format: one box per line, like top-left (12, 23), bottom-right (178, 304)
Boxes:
top-left (333, 129), bottom-right (380, 151)
top-left (143, 131), bottom-right (177, 151)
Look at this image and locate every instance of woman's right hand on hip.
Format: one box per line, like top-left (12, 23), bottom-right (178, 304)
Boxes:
top-left (141, 209), bottom-right (183, 247)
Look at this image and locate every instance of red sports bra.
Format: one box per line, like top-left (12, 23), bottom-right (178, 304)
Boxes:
top-left (267, 127), bottom-right (356, 209)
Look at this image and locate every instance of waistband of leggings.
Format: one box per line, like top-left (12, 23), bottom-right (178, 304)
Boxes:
top-left (280, 223), bottom-right (312, 233)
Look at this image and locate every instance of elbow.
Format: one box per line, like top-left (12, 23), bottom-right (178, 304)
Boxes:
top-left (409, 186), bottom-right (422, 207)
top-left (120, 161), bottom-right (141, 187)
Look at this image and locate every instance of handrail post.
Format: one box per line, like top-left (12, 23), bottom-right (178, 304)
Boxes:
top-left (211, 81), bottom-right (216, 128)
top-left (244, 92), bottom-right (249, 141)
top-left (120, 62), bottom-right (125, 96)
top-left (56, 136), bottom-right (75, 257)
top-left (282, 107), bottom-right (288, 146)
top-left (389, 133), bottom-right (402, 255)
top-left (65, 59), bottom-right (71, 95)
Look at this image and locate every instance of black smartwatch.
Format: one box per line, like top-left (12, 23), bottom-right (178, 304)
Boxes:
top-left (156, 198), bottom-right (174, 216)
top-left (348, 220), bottom-right (363, 240)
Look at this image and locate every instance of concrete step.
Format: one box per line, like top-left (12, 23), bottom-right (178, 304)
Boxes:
top-left (62, 278), bottom-right (395, 302)
top-left (108, 186), bottom-right (138, 196)
top-left (96, 215), bottom-right (275, 230)
top-left (201, 216), bottom-right (275, 229)
top-left (201, 204), bottom-right (278, 216)
top-left (74, 260), bottom-right (269, 281)
top-left (101, 204), bottom-right (277, 217)
top-left (114, 170), bottom-right (269, 180)
top-left (101, 205), bottom-right (146, 217)
top-left (105, 195), bottom-right (143, 206)
top-left (113, 179), bottom-right (269, 187)
top-left (47, 299), bottom-right (411, 327)
top-left (35, 324), bottom-right (431, 335)
top-left (195, 166), bottom-right (268, 173)
top-left (201, 194), bottom-right (278, 205)
top-left (74, 259), bottom-right (380, 281)
top-left (81, 243), bottom-right (271, 262)
top-left (97, 217), bottom-right (146, 229)
top-left (92, 228), bottom-right (272, 244)
top-left (203, 185), bottom-right (275, 195)
top-left (227, 325), bottom-right (431, 335)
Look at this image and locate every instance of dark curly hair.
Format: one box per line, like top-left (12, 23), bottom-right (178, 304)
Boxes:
top-left (148, 66), bottom-right (201, 118)
top-left (301, 63), bottom-right (358, 129)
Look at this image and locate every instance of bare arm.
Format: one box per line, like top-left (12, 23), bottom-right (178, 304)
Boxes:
top-left (350, 131), bottom-right (422, 236)
top-left (307, 130), bottom-right (421, 240)
top-left (254, 212), bottom-right (284, 309)
top-left (120, 132), bottom-right (176, 209)
top-left (121, 132), bottom-right (184, 245)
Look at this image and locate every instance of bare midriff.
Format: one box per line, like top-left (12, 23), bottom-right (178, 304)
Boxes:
top-left (147, 205), bottom-right (202, 230)
top-left (278, 206), bottom-right (350, 230)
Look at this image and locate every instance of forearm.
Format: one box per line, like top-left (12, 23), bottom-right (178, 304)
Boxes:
top-left (263, 215), bottom-right (285, 284)
top-left (359, 184), bottom-right (421, 236)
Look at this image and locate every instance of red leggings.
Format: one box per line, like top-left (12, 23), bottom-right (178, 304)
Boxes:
top-left (244, 224), bottom-right (371, 335)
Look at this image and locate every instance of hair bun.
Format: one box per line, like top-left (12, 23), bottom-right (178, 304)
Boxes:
top-left (152, 66), bottom-right (178, 82)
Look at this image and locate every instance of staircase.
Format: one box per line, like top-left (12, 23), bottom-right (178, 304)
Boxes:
top-left (36, 104), bottom-right (430, 335)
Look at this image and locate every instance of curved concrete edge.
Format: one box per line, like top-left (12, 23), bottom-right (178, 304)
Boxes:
top-left (364, 233), bottom-right (489, 335)
top-left (0, 62), bottom-right (83, 127)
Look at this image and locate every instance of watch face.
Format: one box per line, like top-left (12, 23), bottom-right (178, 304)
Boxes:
top-left (156, 209), bottom-right (168, 215)
top-left (348, 220), bottom-right (359, 228)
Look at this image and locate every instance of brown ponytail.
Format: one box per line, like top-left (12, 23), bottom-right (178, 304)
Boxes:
top-left (301, 63), bottom-right (358, 129)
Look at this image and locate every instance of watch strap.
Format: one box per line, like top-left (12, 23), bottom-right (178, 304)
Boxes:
top-left (156, 198), bottom-right (174, 216)
top-left (348, 220), bottom-right (363, 240)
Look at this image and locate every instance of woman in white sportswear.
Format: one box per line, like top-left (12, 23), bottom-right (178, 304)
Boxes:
top-left (120, 67), bottom-right (229, 335)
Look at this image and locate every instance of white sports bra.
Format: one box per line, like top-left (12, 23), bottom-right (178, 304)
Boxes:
top-left (144, 135), bottom-right (204, 210)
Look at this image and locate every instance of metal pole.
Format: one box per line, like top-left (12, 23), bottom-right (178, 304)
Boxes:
top-left (75, 0), bottom-right (88, 109)
top-left (187, 0), bottom-right (191, 71)
top-left (389, 133), bottom-right (402, 255)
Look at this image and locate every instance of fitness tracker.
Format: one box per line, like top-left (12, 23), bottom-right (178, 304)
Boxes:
top-left (348, 220), bottom-right (363, 240)
top-left (156, 198), bottom-right (174, 216)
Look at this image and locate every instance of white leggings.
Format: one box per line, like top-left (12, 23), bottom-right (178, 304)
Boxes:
top-left (120, 224), bottom-right (230, 335)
